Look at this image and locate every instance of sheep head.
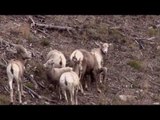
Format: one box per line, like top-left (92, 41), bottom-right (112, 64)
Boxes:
top-left (43, 58), bottom-right (62, 69)
top-left (14, 44), bottom-right (32, 60)
top-left (95, 41), bottom-right (112, 54)
top-left (70, 50), bottom-right (84, 78)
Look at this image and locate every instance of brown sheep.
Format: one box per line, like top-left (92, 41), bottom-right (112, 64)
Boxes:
top-left (70, 49), bottom-right (101, 93)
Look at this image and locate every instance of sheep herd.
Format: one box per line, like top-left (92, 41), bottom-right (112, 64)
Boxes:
top-left (6, 41), bottom-right (111, 105)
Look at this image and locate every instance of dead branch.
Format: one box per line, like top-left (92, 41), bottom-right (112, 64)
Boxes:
top-left (147, 37), bottom-right (156, 41)
top-left (36, 28), bottom-right (50, 37)
top-left (134, 39), bottom-right (145, 49)
top-left (4, 86), bottom-right (9, 93)
top-left (122, 75), bottom-right (139, 88)
top-left (28, 16), bottom-right (74, 33)
top-left (148, 75), bottom-right (160, 87)
top-left (0, 61), bottom-right (7, 68)
top-left (110, 26), bottom-right (121, 30)
top-left (37, 81), bottom-right (45, 89)
top-left (24, 85), bottom-right (41, 99)
top-left (40, 96), bottom-right (56, 103)
top-left (24, 85), bottom-right (56, 103)
top-left (28, 90), bottom-right (35, 98)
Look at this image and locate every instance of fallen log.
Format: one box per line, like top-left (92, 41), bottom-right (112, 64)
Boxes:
top-left (28, 16), bottom-right (74, 33)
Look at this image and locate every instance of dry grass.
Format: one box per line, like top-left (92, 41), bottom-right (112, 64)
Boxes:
top-left (25, 82), bottom-right (35, 89)
top-left (147, 27), bottom-right (160, 37)
top-left (19, 23), bottom-right (31, 39)
top-left (0, 94), bottom-right (10, 104)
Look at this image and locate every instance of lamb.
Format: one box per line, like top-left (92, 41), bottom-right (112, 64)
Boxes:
top-left (6, 44), bottom-right (32, 104)
top-left (44, 59), bottom-right (73, 94)
top-left (43, 49), bottom-right (66, 68)
top-left (59, 71), bottom-right (83, 105)
top-left (59, 60), bottom-right (84, 105)
top-left (91, 41), bottom-right (111, 83)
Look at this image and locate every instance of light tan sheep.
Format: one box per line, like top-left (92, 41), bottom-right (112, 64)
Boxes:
top-left (44, 49), bottom-right (66, 68)
top-left (6, 44), bottom-right (32, 104)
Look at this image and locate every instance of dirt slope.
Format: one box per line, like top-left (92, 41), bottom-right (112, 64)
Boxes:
top-left (0, 15), bottom-right (160, 105)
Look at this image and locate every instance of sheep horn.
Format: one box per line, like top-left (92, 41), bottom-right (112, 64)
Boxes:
top-left (95, 41), bottom-right (101, 47)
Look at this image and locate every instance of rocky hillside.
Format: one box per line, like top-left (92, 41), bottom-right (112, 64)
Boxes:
top-left (0, 15), bottom-right (160, 105)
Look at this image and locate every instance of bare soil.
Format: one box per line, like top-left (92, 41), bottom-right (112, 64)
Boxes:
top-left (0, 15), bottom-right (160, 105)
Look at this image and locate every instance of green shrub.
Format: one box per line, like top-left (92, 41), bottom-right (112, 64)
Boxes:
top-left (40, 39), bottom-right (50, 47)
top-left (127, 60), bottom-right (142, 70)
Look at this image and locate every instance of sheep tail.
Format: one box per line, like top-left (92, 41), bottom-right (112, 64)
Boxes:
top-left (64, 76), bottom-right (68, 86)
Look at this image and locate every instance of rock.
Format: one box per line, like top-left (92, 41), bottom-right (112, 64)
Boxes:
top-left (45, 101), bottom-right (50, 105)
top-left (119, 95), bottom-right (127, 102)
top-left (157, 46), bottom-right (160, 50)
top-left (153, 102), bottom-right (160, 105)
top-left (119, 95), bottom-right (137, 102)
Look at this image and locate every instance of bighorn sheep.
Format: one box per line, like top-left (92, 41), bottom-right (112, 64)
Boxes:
top-left (43, 49), bottom-right (66, 68)
top-left (59, 70), bottom-right (83, 105)
top-left (91, 41), bottom-right (111, 83)
top-left (59, 60), bottom-right (84, 105)
top-left (44, 59), bottom-right (73, 94)
top-left (70, 42), bottom-right (111, 93)
top-left (70, 49), bottom-right (101, 92)
top-left (6, 44), bottom-right (32, 104)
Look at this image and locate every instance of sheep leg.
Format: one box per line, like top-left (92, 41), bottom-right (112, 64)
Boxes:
top-left (20, 79), bottom-right (25, 97)
top-left (97, 70), bottom-right (102, 93)
top-left (79, 82), bottom-right (85, 95)
top-left (80, 72), bottom-right (87, 90)
top-left (84, 76), bottom-right (89, 90)
top-left (70, 88), bottom-right (74, 105)
top-left (75, 87), bottom-right (78, 105)
top-left (62, 89), bottom-right (68, 104)
top-left (98, 68), bottom-right (104, 84)
top-left (102, 67), bottom-right (107, 81)
top-left (8, 78), bottom-right (14, 104)
top-left (17, 80), bottom-right (22, 104)
top-left (92, 70), bottom-right (101, 93)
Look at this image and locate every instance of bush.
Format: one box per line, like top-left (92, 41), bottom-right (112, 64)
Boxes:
top-left (19, 23), bottom-right (31, 39)
top-left (40, 39), bottom-right (50, 47)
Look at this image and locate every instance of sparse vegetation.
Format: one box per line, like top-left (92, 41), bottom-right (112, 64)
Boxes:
top-left (40, 38), bottom-right (50, 46)
top-left (25, 82), bottom-right (35, 89)
top-left (147, 27), bottom-right (160, 37)
top-left (19, 23), bottom-right (31, 39)
top-left (0, 15), bottom-right (160, 105)
top-left (0, 94), bottom-right (10, 104)
top-left (127, 60), bottom-right (142, 70)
